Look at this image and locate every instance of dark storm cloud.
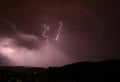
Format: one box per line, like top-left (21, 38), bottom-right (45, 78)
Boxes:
top-left (14, 32), bottom-right (40, 49)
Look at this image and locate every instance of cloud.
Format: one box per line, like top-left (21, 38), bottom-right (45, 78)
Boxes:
top-left (14, 32), bottom-right (40, 49)
top-left (0, 32), bottom-right (72, 67)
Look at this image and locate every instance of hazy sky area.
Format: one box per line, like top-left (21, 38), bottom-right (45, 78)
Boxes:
top-left (0, 0), bottom-right (119, 67)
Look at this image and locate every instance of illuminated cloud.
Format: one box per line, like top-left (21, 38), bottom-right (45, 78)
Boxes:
top-left (0, 32), bottom-right (72, 67)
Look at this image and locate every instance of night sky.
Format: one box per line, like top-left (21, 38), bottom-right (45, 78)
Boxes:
top-left (0, 0), bottom-right (119, 67)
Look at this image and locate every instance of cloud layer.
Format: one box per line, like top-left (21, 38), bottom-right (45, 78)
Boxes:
top-left (0, 32), bottom-right (73, 67)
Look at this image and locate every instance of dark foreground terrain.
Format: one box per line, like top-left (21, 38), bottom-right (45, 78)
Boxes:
top-left (0, 59), bottom-right (120, 82)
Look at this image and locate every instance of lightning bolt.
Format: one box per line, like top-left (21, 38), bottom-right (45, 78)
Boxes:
top-left (0, 17), bottom-right (17, 31)
top-left (42, 23), bottom-right (50, 43)
top-left (55, 22), bottom-right (62, 41)
top-left (42, 22), bottom-right (63, 43)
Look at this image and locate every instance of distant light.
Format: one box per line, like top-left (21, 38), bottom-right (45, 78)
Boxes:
top-left (34, 72), bottom-right (37, 74)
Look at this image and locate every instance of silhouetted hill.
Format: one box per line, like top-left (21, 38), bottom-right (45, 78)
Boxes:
top-left (0, 59), bottom-right (120, 82)
top-left (0, 66), bottom-right (45, 73)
